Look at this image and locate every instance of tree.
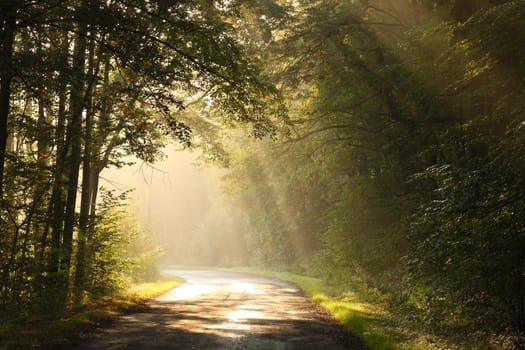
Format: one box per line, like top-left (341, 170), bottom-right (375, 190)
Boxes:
top-left (0, 0), bottom-right (279, 316)
top-left (210, 0), bottom-right (525, 345)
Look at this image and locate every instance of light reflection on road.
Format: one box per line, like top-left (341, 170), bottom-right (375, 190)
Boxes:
top-left (157, 270), bottom-right (290, 338)
top-left (156, 278), bottom-right (262, 302)
top-left (74, 269), bottom-right (359, 349)
top-left (227, 309), bottom-right (264, 322)
top-left (232, 282), bottom-right (262, 294)
top-left (156, 282), bottom-right (218, 301)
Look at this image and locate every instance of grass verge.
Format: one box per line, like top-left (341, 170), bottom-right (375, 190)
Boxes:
top-left (233, 267), bottom-right (444, 350)
top-left (0, 274), bottom-right (184, 350)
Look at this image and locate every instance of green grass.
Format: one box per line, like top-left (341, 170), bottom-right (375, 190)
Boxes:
top-left (233, 267), bottom-right (441, 350)
top-left (0, 274), bottom-right (184, 350)
top-left (127, 275), bottom-right (184, 299)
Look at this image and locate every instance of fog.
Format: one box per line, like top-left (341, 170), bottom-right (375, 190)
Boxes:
top-left (101, 146), bottom-right (248, 267)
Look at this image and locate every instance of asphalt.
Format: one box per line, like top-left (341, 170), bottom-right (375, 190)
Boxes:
top-left (69, 269), bottom-right (368, 350)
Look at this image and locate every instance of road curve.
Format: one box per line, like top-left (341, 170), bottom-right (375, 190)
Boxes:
top-left (71, 269), bottom-right (367, 350)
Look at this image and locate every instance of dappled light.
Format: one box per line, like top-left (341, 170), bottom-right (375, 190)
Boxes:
top-left (156, 282), bottom-right (217, 302)
top-left (227, 309), bottom-right (264, 323)
top-left (1, 0), bottom-right (524, 349)
top-left (73, 270), bottom-right (363, 349)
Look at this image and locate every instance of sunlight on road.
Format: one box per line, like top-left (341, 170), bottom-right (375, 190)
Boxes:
top-left (157, 277), bottom-right (264, 302)
top-left (208, 306), bottom-right (265, 337)
top-left (232, 282), bottom-right (262, 294)
top-left (154, 271), bottom-right (320, 341)
top-left (73, 270), bottom-right (357, 349)
top-left (156, 282), bottom-right (217, 301)
top-left (157, 273), bottom-right (273, 338)
top-left (227, 308), bottom-right (264, 322)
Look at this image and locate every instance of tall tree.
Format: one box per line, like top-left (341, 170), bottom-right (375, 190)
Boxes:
top-left (1, 0), bottom-right (279, 315)
top-left (0, 1), bottom-right (17, 202)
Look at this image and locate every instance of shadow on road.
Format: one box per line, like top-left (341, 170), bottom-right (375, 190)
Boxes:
top-left (57, 270), bottom-right (368, 350)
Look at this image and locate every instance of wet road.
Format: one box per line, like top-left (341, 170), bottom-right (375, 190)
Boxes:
top-left (73, 269), bottom-right (367, 350)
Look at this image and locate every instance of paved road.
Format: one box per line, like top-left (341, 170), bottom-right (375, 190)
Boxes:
top-left (72, 269), bottom-right (367, 350)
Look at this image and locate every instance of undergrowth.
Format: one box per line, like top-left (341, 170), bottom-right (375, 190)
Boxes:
top-left (0, 273), bottom-right (184, 350)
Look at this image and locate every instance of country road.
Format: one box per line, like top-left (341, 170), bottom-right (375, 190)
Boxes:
top-left (70, 269), bottom-right (368, 350)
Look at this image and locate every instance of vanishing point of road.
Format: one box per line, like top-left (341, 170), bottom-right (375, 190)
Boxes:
top-left (70, 269), bottom-right (368, 349)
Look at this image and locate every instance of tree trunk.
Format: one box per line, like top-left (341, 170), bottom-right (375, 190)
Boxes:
top-left (73, 39), bottom-right (96, 304)
top-left (517, 258), bottom-right (525, 333)
top-left (48, 36), bottom-right (70, 274)
top-left (0, 14), bottom-right (15, 203)
top-left (61, 7), bottom-right (88, 274)
top-left (34, 98), bottom-right (51, 276)
top-left (89, 169), bottom-right (100, 223)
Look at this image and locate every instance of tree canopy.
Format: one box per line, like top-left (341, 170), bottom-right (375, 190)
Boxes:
top-left (1, 0), bottom-right (524, 348)
top-left (187, 0), bottom-right (525, 347)
top-left (0, 0), bottom-right (277, 315)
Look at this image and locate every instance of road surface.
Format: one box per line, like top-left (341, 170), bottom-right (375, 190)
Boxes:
top-left (70, 269), bottom-right (367, 350)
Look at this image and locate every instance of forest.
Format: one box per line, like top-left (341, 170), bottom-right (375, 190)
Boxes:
top-left (1, 0), bottom-right (524, 349)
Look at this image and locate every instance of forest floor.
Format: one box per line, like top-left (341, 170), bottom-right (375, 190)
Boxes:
top-left (54, 269), bottom-right (368, 350)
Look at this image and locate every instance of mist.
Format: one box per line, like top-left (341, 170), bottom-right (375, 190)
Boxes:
top-left (101, 146), bottom-right (249, 267)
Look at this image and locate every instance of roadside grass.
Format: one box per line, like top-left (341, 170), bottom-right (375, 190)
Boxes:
top-left (234, 267), bottom-right (444, 350)
top-left (0, 273), bottom-right (184, 350)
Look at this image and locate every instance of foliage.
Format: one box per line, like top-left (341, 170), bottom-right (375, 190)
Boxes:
top-left (0, 0), bottom-right (277, 321)
top-left (0, 275), bottom-right (183, 350)
top-left (70, 189), bottom-right (162, 302)
top-left (123, 215), bottom-right (163, 283)
top-left (2, 0), bottom-right (525, 348)
top-left (84, 190), bottom-right (131, 299)
top-left (209, 0), bottom-right (525, 348)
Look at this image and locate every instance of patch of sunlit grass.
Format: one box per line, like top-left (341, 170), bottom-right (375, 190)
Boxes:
top-left (127, 276), bottom-right (184, 300)
top-left (0, 276), bottom-right (184, 350)
top-left (319, 297), bottom-right (395, 350)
